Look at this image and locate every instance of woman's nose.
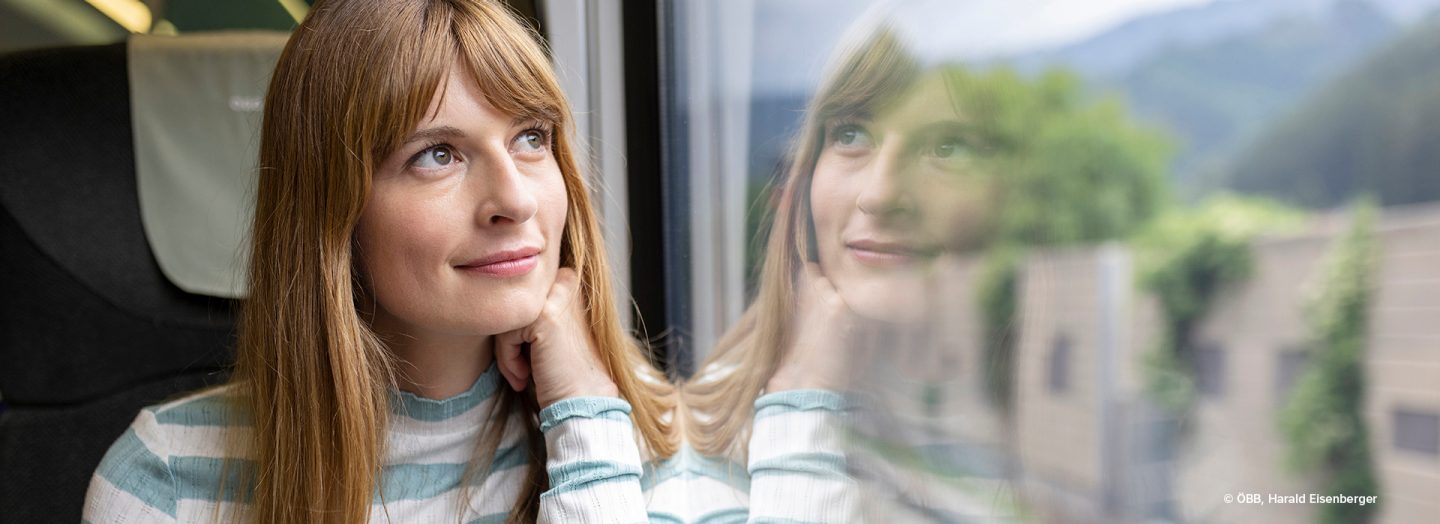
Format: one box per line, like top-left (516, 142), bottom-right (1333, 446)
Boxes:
top-left (472, 154), bottom-right (539, 226)
top-left (855, 143), bottom-right (918, 220)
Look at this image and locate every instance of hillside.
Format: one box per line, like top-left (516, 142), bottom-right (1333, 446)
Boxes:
top-left (1216, 14), bottom-right (1440, 207)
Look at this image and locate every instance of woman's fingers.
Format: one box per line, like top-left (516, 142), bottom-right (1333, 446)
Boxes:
top-left (495, 329), bottom-right (530, 392)
top-left (517, 265), bottom-right (619, 407)
top-left (494, 267), bottom-right (578, 394)
top-left (769, 263), bottom-right (858, 392)
top-left (800, 262), bottom-right (855, 339)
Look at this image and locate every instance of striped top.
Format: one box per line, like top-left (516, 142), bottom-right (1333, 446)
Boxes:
top-left (645, 360), bottom-right (858, 524)
top-left (667, 390), bottom-right (858, 524)
top-left (83, 363), bottom-right (852, 523)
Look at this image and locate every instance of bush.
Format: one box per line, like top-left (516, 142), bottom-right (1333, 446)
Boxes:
top-left (1134, 195), bottom-right (1303, 417)
top-left (1279, 200), bottom-right (1381, 524)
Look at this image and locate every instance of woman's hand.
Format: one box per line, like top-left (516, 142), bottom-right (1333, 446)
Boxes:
top-left (495, 267), bottom-right (620, 409)
top-left (766, 263), bottom-right (864, 392)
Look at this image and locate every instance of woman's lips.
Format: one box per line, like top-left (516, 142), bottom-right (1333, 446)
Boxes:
top-left (846, 239), bottom-right (932, 268)
top-left (458, 255), bottom-right (538, 277)
top-left (456, 247), bottom-right (541, 278)
top-left (848, 246), bottom-right (916, 267)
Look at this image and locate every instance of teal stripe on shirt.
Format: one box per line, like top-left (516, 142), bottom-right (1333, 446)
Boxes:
top-left (466, 513), bottom-right (509, 524)
top-left (155, 443), bottom-right (529, 505)
top-left (642, 446), bottom-right (750, 492)
top-left (377, 443), bottom-right (529, 501)
top-left (171, 456), bottom-right (253, 502)
top-left (749, 451), bottom-right (848, 479)
top-left (390, 363), bottom-right (502, 421)
top-left (378, 463), bottom-right (482, 502)
top-left (754, 390), bottom-right (848, 419)
top-left (543, 459), bottom-right (642, 496)
top-left (647, 511), bottom-right (686, 524)
top-left (539, 396), bottom-right (632, 432)
top-left (95, 428), bottom-right (178, 517)
top-left (696, 507), bottom-right (750, 524)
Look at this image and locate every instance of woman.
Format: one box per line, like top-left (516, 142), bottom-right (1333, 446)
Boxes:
top-left (84, 1), bottom-right (674, 522)
top-left (677, 19), bottom-right (1007, 523)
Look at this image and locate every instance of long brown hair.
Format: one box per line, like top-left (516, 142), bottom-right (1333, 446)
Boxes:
top-left (680, 27), bottom-right (920, 456)
top-left (232, 1), bottom-right (675, 522)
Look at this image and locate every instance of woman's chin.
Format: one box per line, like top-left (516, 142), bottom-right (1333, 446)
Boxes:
top-left (486, 304), bottom-right (546, 336)
top-left (833, 276), bottom-right (929, 325)
top-left (446, 292), bottom-right (547, 337)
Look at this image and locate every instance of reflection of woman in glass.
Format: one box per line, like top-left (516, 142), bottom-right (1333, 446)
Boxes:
top-left (84, 1), bottom-right (674, 522)
top-left (677, 19), bottom-right (1007, 522)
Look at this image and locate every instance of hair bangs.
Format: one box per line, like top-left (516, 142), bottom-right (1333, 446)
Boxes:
top-left (814, 26), bottom-right (921, 128)
top-left (343, 0), bottom-right (566, 168)
top-left (358, 1), bottom-right (458, 163)
top-left (451, 1), bottom-right (568, 131)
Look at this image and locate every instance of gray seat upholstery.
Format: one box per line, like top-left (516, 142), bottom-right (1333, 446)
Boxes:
top-left (0, 42), bottom-right (238, 521)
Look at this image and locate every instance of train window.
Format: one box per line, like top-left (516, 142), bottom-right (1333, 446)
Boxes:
top-left (622, 0), bottom-right (876, 373)
top-left (616, 0), bottom-right (1440, 521)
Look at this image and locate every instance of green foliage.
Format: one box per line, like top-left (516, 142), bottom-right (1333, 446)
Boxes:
top-left (1279, 200), bottom-right (1381, 524)
top-left (975, 246), bottom-right (1020, 414)
top-left (1134, 195), bottom-right (1304, 415)
top-left (1140, 345), bottom-right (1197, 416)
top-left (942, 67), bottom-right (1175, 415)
top-left (939, 67), bottom-right (1174, 247)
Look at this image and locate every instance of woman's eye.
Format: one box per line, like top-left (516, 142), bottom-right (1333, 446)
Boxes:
top-left (930, 138), bottom-right (963, 159)
top-left (412, 145), bottom-right (457, 169)
top-left (921, 135), bottom-right (988, 174)
top-left (513, 129), bottom-right (550, 153)
top-left (830, 123), bottom-right (875, 151)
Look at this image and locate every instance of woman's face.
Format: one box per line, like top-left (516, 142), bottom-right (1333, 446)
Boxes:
top-left (357, 62), bottom-right (568, 341)
top-left (810, 72), bottom-right (1001, 323)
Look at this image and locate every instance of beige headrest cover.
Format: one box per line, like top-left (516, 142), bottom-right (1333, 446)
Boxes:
top-left (129, 31), bottom-right (287, 298)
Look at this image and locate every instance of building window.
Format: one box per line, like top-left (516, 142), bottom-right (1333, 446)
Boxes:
top-left (1274, 348), bottom-right (1309, 408)
top-left (1192, 344), bottom-right (1227, 399)
top-left (1048, 333), bottom-right (1072, 394)
top-left (1393, 409), bottom-right (1440, 456)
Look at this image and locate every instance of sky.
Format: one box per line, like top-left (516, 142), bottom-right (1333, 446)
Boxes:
top-left (891, 0), bottom-right (1217, 58)
top-left (752, 0), bottom-right (1218, 92)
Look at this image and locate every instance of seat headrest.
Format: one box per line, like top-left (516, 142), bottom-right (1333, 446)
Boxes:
top-left (129, 31), bottom-right (288, 299)
top-left (0, 42), bottom-right (239, 405)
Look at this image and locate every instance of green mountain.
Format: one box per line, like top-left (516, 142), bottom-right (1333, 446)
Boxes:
top-left (1113, 0), bottom-right (1397, 191)
top-left (1216, 14), bottom-right (1440, 207)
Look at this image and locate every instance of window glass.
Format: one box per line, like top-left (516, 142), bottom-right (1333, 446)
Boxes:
top-left (661, 1), bottom-right (1440, 521)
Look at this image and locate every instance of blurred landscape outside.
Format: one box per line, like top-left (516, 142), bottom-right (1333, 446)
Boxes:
top-left (742, 1), bottom-right (1440, 522)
